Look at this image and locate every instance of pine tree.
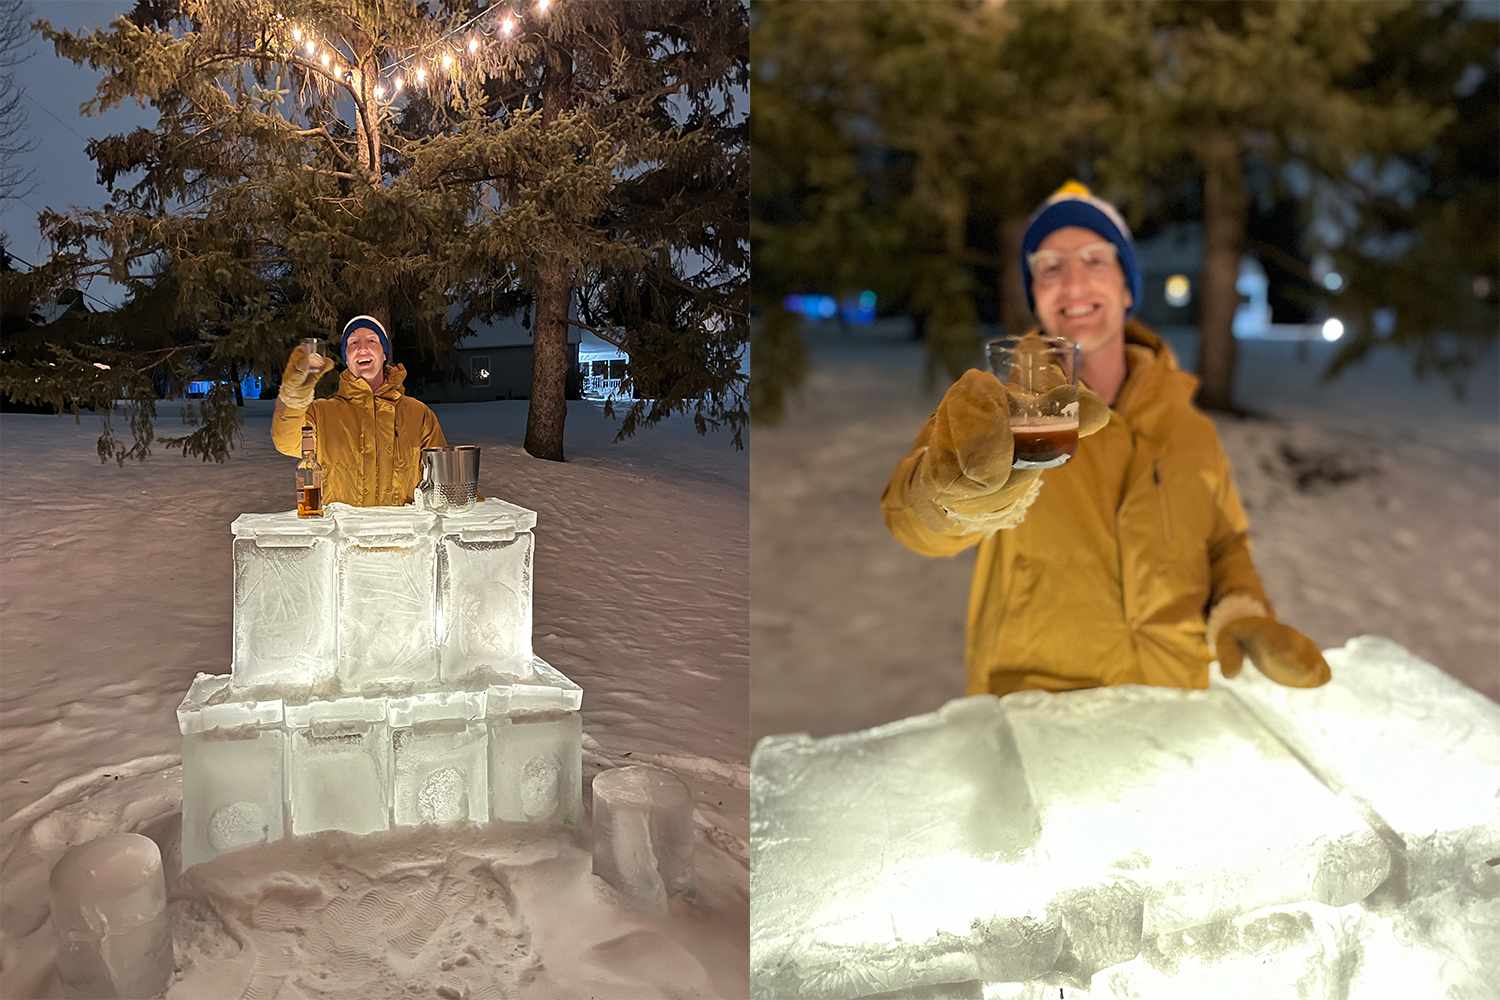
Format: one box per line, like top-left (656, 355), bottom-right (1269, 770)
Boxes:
top-left (6, 0), bottom-right (746, 462)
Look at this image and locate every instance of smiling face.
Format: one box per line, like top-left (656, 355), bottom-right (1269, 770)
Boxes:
top-left (344, 329), bottom-right (387, 389)
top-left (1031, 226), bottom-right (1134, 358)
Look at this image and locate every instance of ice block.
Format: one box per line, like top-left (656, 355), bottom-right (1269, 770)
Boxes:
top-left (230, 512), bottom-right (337, 692)
top-left (285, 695), bottom-right (391, 836)
top-left (592, 765), bottom-right (695, 913)
top-left (436, 500), bottom-right (537, 683)
top-left (999, 685), bottom-right (1391, 936)
top-left (488, 709), bottom-right (583, 825)
top-left (750, 696), bottom-right (1056, 1000)
top-left (388, 690), bottom-right (488, 827)
top-left (48, 834), bottom-right (173, 1000)
top-left (1215, 635), bottom-right (1500, 902)
top-left (178, 673), bottom-right (286, 868)
top-left (332, 505), bottom-right (439, 693)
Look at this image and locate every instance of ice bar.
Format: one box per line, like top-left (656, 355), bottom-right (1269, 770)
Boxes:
top-left (750, 637), bottom-right (1500, 999)
top-left (181, 500), bottom-right (585, 868)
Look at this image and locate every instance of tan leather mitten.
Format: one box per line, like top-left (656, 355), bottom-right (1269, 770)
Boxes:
top-left (277, 344), bottom-right (331, 411)
top-left (1216, 617), bottom-right (1332, 688)
top-left (907, 370), bottom-right (1109, 534)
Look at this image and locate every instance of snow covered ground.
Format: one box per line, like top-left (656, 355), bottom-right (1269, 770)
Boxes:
top-left (751, 320), bottom-right (1499, 742)
top-left (0, 397), bottom-right (748, 998)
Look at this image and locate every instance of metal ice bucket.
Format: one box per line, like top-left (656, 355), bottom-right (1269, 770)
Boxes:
top-left (417, 445), bottom-right (481, 512)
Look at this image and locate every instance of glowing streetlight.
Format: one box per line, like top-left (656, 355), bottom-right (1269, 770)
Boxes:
top-left (1321, 318), bottom-right (1344, 342)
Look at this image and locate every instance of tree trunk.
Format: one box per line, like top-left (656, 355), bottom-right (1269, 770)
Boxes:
top-left (525, 261), bottom-right (571, 461)
top-left (1197, 130), bottom-right (1249, 412)
top-left (998, 212), bottom-right (1033, 337)
top-left (524, 43), bottom-right (575, 462)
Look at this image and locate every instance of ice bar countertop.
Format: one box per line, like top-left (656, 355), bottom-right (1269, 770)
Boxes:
top-left (749, 636), bottom-right (1500, 999)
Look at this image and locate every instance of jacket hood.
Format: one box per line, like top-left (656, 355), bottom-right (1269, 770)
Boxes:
top-left (336, 364), bottom-right (408, 402)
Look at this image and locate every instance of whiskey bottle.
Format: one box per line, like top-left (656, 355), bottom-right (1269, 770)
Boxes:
top-left (296, 424), bottom-right (324, 517)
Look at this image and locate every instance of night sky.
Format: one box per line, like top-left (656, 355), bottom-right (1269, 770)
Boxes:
top-left (5, 2), bottom-right (156, 306)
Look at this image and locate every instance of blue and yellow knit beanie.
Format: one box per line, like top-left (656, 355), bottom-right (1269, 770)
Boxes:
top-left (341, 315), bottom-right (392, 364)
top-left (1021, 181), bottom-right (1142, 315)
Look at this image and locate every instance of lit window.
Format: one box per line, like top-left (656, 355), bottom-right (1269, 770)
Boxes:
top-left (1165, 274), bottom-right (1191, 308)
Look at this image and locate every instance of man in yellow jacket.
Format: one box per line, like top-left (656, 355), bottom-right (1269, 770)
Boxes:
top-left (272, 315), bottom-right (447, 507)
top-left (882, 182), bottom-right (1329, 697)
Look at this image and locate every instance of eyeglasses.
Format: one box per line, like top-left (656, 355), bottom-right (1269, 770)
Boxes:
top-left (1027, 242), bottom-right (1120, 285)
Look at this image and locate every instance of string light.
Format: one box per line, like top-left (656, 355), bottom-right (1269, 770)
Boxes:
top-left (394, 77), bottom-right (404, 92)
top-left (320, 51), bottom-right (331, 68)
top-left (374, 83), bottom-right (385, 99)
top-left (468, 36), bottom-right (479, 53)
top-left (502, 16), bottom-right (515, 35)
top-left (441, 53), bottom-right (453, 70)
top-left (291, 27), bottom-right (302, 41)
top-left (416, 67), bottom-right (427, 84)
top-left (305, 39), bottom-right (316, 56)
top-left (538, 0), bottom-right (549, 10)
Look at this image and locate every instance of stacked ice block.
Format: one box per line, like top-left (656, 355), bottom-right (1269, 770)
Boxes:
top-left (178, 500), bottom-right (582, 870)
top-left (750, 636), bottom-right (1500, 999)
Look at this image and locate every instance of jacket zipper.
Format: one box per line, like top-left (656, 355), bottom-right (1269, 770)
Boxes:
top-left (1154, 459), bottom-right (1172, 542)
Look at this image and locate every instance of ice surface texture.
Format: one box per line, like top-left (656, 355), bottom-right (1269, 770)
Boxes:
top-left (751, 696), bottom-right (1053, 1000)
top-left (592, 765), bottom-right (695, 913)
top-left (1002, 684), bottom-right (1390, 935)
top-left (231, 514), bottom-right (338, 690)
top-left (49, 833), bottom-right (173, 1000)
top-left (1216, 634), bottom-right (1500, 902)
top-left (336, 525), bottom-right (439, 692)
top-left (489, 710), bottom-right (583, 826)
top-left (439, 532), bottom-right (533, 682)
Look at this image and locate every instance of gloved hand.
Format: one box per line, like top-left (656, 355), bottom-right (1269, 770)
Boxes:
top-left (1216, 617), bottom-right (1331, 688)
top-left (277, 344), bottom-right (331, 411)
top-left (907, 369), bottom-right (1110, 533)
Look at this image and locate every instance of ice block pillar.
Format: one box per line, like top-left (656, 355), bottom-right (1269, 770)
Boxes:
top-left (333, 506), bottom-right (439, 693)
top-left (230, 512), bottom-right (337, 693)
top-left (389, 690), bottom-right (488, 827)
top-left (177, 673), bottom-right (286, 869)
top-left (48, 833), bottom-right (174, 1000)
top-left (592, 765), bottom-right (695, 913)
top-left (285, 696), bottom-right (392, 837)
top-left (436, 499), bottom-right (537, 683)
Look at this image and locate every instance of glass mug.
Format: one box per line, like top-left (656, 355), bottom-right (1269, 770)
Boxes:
top-left (983, 335), bottom-right (1080, 469)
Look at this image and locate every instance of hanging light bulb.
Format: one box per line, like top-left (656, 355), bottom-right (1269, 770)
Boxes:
top-left (468, 36), bottom-right (479, 54)
top-left (441, 53), bottom-right (453, 70)
top-left (374, 83), bottom-right (385, 99)
top-left (538, 0), bottom-right (550, 10)
top-left (320, 51), bottom-right (331, 68)
top-left (502, 16), bottom-right (515, 35)
top-left (305, 39), bottom-right (316, 55)
top-left (416, 66), bottom-right (427, 84)
top-left (291, 26), bottom-right (302, 41)
top-left (394, 76), bottom-right (404, 92)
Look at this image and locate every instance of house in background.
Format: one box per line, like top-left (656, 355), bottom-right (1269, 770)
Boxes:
top-left (422, 304), bottom-right (583, 403)
top-left (578, 336), bottom-right (633, 401)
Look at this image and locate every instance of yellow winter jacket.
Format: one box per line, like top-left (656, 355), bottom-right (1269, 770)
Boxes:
top-left (272, 365), bottom-right (447, 507)
top-left (883, 322), bottom-right (1269, 696)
